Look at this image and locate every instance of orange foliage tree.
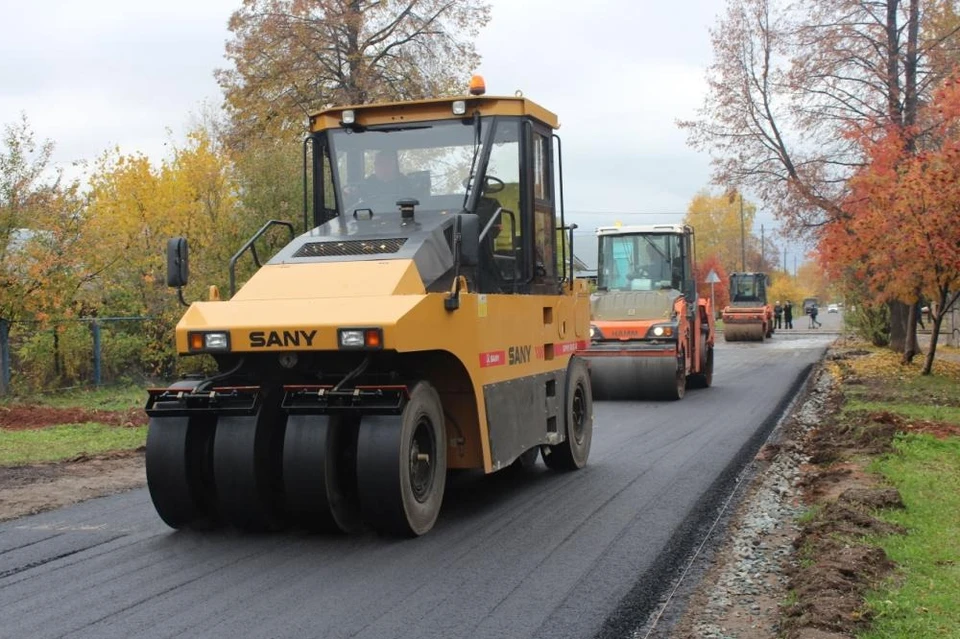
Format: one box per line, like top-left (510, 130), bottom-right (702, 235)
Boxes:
top-left (694, 253), bottom-right (730, 316)
top-left (819, 76), bottom-right (960, 374)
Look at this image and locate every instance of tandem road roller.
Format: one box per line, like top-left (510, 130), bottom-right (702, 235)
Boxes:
top-left (577, 224), bottom-right (715, 400)
top-left (721, 272), bottom-right (774, 342)
top-left (145, 78), bottom-right (594, 537)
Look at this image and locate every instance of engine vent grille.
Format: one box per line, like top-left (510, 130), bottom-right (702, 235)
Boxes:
top-left (293, 238), bottom-right (407, 258)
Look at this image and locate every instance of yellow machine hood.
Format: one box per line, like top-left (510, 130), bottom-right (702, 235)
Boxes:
top-left (231, 261), bottom-right (426, 300)
top-left (176, 260), bottom-right (433, 352)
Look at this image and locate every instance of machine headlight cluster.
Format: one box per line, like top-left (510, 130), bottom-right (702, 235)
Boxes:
top-left (589, 324), bottom-right (602, 340)
top-left (341, 109), bottom-right (356, 125)
top-left (338, 327), bottom-right (383, 349)
top-left (647, 324), bottom-right (677, 338)
top-left (452, 100), bottom-right (467, 115)
top-left (188, 331), bottom-right (231, 352)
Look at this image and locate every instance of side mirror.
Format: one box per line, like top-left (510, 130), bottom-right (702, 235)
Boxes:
top-left (459, 215), bottom-right (480, 267)
top-left (166, 237), bottom-right (189, 288)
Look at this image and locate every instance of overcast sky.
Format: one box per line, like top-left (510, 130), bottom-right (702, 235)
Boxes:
top-left (0, 0), bottom-right (809, 263)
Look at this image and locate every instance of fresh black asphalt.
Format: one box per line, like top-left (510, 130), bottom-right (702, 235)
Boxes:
top-left (0, 333), bottom-right (832, 639)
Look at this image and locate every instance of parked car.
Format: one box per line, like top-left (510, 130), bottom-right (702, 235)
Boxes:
top-left (828, 303), bottom-right (839, 313)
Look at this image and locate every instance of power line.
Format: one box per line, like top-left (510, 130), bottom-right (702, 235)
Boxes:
top-left (566, 210), bottom-right (690, 216)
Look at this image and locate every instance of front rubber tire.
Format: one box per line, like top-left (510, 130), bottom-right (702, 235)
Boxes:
top-left (356, 382), bottom-right (447, 537)
top-left (283, 414), bottom-right (361, 533)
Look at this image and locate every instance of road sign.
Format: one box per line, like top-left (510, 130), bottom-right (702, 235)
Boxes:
top-left (705, 269), bottom-right (721, 284)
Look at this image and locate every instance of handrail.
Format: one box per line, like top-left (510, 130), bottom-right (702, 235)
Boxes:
top-left (479, 206), bottom-right (504, 241)
top-left (228, 220), bottom-right (296, 297)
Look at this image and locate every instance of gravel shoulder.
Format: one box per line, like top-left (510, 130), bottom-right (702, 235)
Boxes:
top-left (656, 361), bottom-right (834, 639)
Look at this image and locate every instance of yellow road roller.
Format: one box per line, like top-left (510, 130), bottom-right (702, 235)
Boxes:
top-left (144, 78), bottom-right (594, 537)
top-left (577, 224), bottom-right (715, 400)
top-left (721, 272), bottom-right (773, 341)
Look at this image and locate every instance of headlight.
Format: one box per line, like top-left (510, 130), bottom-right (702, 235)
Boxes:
top-left (589, 325), bottom-right (603, 340)
top-left (452, 100), bottom-right (466, 115)
top-left (341, 109), bottom-right (355, 124)
top-left (188, 331), bottom-right (231, 352)
top-left (339, 330), bottom-right (364, 347)
top-left (647, 324), bottom-right (676, 338)
top-left (338, 327), bottom-right (383, 349)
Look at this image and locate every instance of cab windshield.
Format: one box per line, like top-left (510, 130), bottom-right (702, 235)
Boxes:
top-left (731, 274), bottom-right (765, 304)
top-left (597, 233), bottom-right (683, 292)
top-left (325, 118), bottom-right (519, 216)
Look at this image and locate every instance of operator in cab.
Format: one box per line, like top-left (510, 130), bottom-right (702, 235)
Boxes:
top-left (360, 151), bottom-right (413, 203)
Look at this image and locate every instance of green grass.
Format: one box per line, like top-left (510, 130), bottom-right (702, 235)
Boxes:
top-left (845, 400), bottom-right (960, 424)
top-left (0, 385), bottom-right (146, 411)
top-left (0, 422), bottom-right (147, 466)
top-left (859, 434), bottom-right (960, 639)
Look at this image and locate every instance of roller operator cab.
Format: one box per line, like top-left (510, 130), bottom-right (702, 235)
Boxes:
top-left (721, 272), bottom-right (774, 342)
top-left (145, 78), bottom-right (594, 538)
top-left (577, 224), bottom-right (715, 400)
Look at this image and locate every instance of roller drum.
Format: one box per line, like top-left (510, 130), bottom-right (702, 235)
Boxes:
top-left (723, 323), bottom-right (766, 342)
top-left (588, 355), bottom-right (682, 400)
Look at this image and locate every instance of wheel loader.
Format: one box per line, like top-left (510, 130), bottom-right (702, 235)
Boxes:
top-left (721, 272), bottom-right (773, 341)
top-left (144, 78), bottom-right (594, 538)
top-left (577, 224), bottom-right (715, 400)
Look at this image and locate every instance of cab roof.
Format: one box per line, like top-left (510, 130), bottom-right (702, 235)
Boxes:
top-left (595, 224), bottom-right (691, 236)
top-left (309, 95), bottom-right (559, 132)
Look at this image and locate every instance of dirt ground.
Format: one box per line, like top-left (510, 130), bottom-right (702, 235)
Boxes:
top-left (0, 405), bottom-right (148, 521)
top-left (0, 451), bottom-right (146, 522)
top-left (0, 405), bottom-right (148, 431)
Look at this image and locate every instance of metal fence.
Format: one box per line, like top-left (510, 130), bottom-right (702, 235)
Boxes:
top-left (0, 316), bottom-right (164, 395)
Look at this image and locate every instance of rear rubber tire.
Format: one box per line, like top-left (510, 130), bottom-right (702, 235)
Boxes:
top-left (213, 393), bottom-right (286, 532)
top-left (544, 357), bottom-right (593, 471)
top-left (283, 414), bottom-right (361, 533)
top-left (661, 351), bottom-right (686, 401)
top-left (356, 382), bottom-right (447, 536)
top-left (687, 346), bottom-right (714, 389)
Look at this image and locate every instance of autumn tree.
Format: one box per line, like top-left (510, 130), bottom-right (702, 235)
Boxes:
top-left (819, 76), bottom-right (960, 374)
top-left (681, 0), bottom-right (960, 358)
top-left (0, 115), bottom-right (90, 324)
top-left (216, 0), bottom-right (492, 144)
top-left (684, 188), bottom-right (778, 277)
top-left (693, 253), bottom-right (730, 315)
top-left (83, 128), bottom-right (245, 375)
top-left (767, 271), bottom-right (806, 311)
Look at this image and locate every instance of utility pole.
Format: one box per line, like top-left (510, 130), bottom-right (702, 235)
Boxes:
top-left (740, 193), bottom-right (746, 272)
top-left (783, 247), bottom-right (787, 273)
top-left (760, 224), bottom-right (764, 270)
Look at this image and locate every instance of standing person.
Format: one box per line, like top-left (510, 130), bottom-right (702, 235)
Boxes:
top-left (810, 304), bottom-right (821, 328)
top-left (784, 300), bottom-right (794, 329)
top-left (774, 301), bottom-right (783, 330)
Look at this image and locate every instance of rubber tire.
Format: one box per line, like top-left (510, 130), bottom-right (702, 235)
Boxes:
top-left (356, 382), bottom-right (447, 537)
top-left (213, 393), bottom-right (286, 532)
top-left (146, 415), bottom-right (218, 529)
top-left (283, 414), bottom-right (361, 533)
top-left (514, 447), bottom-right (540, 469)
top-left (661, 351), bottom-right (687, 401)
top-left (687, 346), bottom-right (714, 389)
top-left (145, 380), bottom-right (218, 530)
top-left (544, 357), bottom-right (593, 471)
